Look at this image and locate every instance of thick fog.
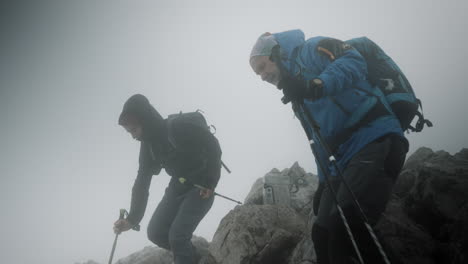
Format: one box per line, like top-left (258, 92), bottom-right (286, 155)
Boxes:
top-left (1, 1), bottom-right (467, 263)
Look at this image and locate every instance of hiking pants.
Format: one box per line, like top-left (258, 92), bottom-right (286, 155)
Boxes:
top-left (311, 134), bottom-right (407, 264)
top-left (147, 186), bottom-right (214, 264)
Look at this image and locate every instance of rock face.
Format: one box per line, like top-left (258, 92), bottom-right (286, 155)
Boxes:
top-left (216, 162), bottom-right (318, 264)
top-left (244, 162), bottom-right (319, 216)
top-left (112, 236), bottom-right (210, 264)
top-left (377, 148), bottom-right (468, 264)
top-left (82, 147), bottom-right (468, 264)
top-left (209, 205), bottom-right (306, 264)
top-left (213, 149), bottom-right (468, 264)
top-left (114, 246), bottom-right (172, 264)
top-left (75, 261), bottom-right (101, 264)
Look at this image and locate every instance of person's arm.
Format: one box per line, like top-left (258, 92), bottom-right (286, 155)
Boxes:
top-left (305, 37), bottom-right (369, 96)
top-left (126, 142), bottom-right (155, 225)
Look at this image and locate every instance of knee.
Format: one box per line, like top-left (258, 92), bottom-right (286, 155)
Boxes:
top-left (168, 229), bottom-right (191, 251)
top-left (311, 223), bottom-right (328, 243)
top-left (328, 206), bottom-right (366, 239)
top-left (147, 227), bottom-right (169, 249)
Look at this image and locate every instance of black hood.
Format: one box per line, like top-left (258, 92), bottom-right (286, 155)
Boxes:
top-left (119, 94), bottom-right (166, 142)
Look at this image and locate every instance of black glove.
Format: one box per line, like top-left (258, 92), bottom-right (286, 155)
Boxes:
top-left (313, 182), bottom-right (324, 216)
top-left (278, 75), bottom-right (324, 104)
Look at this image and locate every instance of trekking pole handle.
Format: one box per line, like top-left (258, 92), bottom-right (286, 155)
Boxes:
top-left (119, 209), bottom-right (126, 220)
top-left (118, 208), bottom-right (140, 231)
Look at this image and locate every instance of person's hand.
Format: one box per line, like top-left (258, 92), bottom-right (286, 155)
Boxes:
top-left (199, 188), bottom-right (214, 199)
top-left (113, 219), bottom-right (133, 234)
top-left (278, 74), bottom-right (307, 104)
top-left (278, 76), bottom-right (324, 104)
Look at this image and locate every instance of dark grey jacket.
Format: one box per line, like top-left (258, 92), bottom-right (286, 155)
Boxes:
top-left (119, 94), bottom-right (222, 225)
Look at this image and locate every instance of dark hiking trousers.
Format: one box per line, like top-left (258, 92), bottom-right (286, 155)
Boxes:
top-left (311, 134), bottom-right (407, 264)
top-left (147, 186), bottom-right (214, 264)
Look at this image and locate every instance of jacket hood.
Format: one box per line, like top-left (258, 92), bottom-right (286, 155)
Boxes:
top-left (119, 94), bottom-right (165, 141)
top-left (272, 29), bottom-right (306, 72)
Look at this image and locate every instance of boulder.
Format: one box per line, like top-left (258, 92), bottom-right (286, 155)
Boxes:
top-left (209, 205), bottom-right (306, 264)
top-left (114, 236), bottom-right (211, 264)
top-left (243, 162), bottom-right (318, 216)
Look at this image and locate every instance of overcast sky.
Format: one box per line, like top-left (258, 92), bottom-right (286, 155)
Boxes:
top-left (1, 1), bottom-right (467, 263)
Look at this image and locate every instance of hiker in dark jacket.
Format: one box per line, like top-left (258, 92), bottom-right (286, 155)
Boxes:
top-left (113, 94), bottom-right (222, 264)
top-left (249, 30), bottom-right (408, 264)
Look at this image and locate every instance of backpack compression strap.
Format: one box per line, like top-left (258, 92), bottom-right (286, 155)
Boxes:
top-left (408, 100), bottom-right (433, 132)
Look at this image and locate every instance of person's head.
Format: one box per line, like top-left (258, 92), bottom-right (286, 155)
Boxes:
top-left (249, 32), bottom-right (281, 86)
top-left (119, 113), bottom-right (143, 141)
top-left (118, 94), bottom-right (164, 142)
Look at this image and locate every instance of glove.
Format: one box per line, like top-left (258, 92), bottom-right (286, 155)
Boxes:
top-left (313, 182), bottom-right (325, 216)
top-left (278, 75), bottom-right (324, 104)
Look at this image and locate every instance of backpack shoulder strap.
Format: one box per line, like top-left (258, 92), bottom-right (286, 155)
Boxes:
top-left (166, 112), bottom-right (182, 149)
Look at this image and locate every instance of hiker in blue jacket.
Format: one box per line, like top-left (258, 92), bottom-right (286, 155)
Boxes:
top-left (113, 94), bottom-right (222, 264)
top-left (249, 30), bottom-right (408, 264)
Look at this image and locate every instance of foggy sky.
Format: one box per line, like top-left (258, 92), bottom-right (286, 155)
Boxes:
top-left (1, 1), bottom-right (467, 263)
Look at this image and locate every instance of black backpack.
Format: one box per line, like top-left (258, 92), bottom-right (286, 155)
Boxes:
top-left (166, 110), bottom-right (231, 173)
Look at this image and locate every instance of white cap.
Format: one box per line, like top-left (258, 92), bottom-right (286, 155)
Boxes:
top-left (249, 32), bottom-right (278, 60)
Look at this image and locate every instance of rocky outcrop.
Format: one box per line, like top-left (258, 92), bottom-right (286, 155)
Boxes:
top-left (209, 205), bottom-right (306, 264)
top-left (108, 236), bottom-right (210, 264)
top-left (114, 246), bottom-right (172, 264)
top-left (211, 162), bottom-right (317, 264)
top-left (377, 148), bottom-right (468, 264)
top-left (244, 162), bottom-right (318, 215)
top-left (75, 261), bottom-right (101, 264)
top-left (213, 148), bottom-right (468, 264)
top-left (81, 147), bottom-right (468, 264)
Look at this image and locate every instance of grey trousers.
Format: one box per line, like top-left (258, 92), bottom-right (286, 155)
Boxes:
top-left (312, 134), bottom-right (407, 264)
top-left (147, 186), bottom-right (214, 264)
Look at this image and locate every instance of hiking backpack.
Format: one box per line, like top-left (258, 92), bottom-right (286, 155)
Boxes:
top-left (345, 37), bottom-right (432, 132)
top-left (166, 110), bottom-right (231, 173)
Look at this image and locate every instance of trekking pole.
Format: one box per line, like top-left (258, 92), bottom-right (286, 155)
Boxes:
top-left (108, 209), bottom-right (126, 264)
top-left (310, 142), bottom-right (365, 264)
top-left (294, 101), bottom-right (391, 264)
top-left (178, 177), bottom-right (242, 205)
top-left (289, 101), bottom-right (365, 264)
top-left (108, 209), bottom-right (141, 264)
top-left (221, 160), bottom-right (232, 174)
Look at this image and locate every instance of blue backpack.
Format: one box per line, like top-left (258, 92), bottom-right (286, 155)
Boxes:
top-left (346, 37), bottom-right (432, 132)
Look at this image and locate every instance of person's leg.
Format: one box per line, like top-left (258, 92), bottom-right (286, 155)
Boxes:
top-left (169, 188), bottom-right (214, 264)
top-left (147, 188), bottom-right (183, 250)
top-left (327, 135), bottom-right (405, 264)
top-left (313, 179), bottom-right (340, 264)
top-left (312, 223), bottom-right (330, 264)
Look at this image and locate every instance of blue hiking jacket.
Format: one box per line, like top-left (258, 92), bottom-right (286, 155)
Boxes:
top-left (272, 29), bottom-right (406, 182)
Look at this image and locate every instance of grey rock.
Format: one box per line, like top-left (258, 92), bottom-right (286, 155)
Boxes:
top-left (287, 235), bottom-right (316, 264)
top-left (376, 147), bottom-right (468, 264)
top-left (376, 199), bottom-right (436, 264)
top-left (114, 246), bottom-right (172, 264)
top-left (114, 236), bottom-right (211, 264)
top-left (244, 177), bottom-right (264, 205)
top-left (209, 204), bottom-right (306, 264)
top-left (75, 261), bottom-right (101, 264)
top-left (243, 162), bottom-right (318, 216)
top-left (287, 215), bottom-right (317, 264)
